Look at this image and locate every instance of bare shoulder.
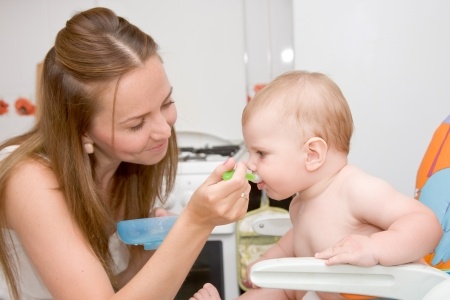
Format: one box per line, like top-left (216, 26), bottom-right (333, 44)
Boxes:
top-left (340, 164), bottom-right (393, 196)
top-left (340, 165), bottom-right (425, 226)
top-left (5, 157), bottom-right (65, 229)
top-left (338, 165), bottom-right (399, 212)
top-left (340, 164), bottom-right (376, 180)
top-left (7, 157), bottom-right (60, 192)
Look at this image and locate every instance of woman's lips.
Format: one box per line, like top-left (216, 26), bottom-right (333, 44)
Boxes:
top-left (146, 140), bottom-right (167, 152)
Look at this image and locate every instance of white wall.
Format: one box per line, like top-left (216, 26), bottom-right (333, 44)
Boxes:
top-left (244, 0), bottom-right (294, 98)
top-left (0, 0), bottom-right (97, 142)
top-left (97, 0), bottom-right (247, 143)
top-left (2, 0), bottom-right (449, 196)
top-left (0, 0), bottom-right (248, 144)
top-left (293, 0), bottom-right (450, 195)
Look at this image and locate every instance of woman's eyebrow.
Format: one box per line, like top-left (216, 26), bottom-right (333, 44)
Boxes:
top-left (118, 87), bottom-right (173, 124)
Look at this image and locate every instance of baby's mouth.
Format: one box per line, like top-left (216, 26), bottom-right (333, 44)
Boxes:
top-left (257, 181), bottom-right (265, 190)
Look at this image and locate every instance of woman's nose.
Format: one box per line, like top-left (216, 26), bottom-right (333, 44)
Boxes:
top-left (150, 114), bottom-right (171, 140)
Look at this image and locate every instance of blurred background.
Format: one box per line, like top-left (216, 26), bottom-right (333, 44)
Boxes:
top-left (0, 0), bottom-right (448, 211)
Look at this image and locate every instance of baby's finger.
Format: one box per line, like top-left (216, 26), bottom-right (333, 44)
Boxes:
top-left (315, 246), bottom-right (338, 259)
top-left (323, 252), bottom-right (356, 266)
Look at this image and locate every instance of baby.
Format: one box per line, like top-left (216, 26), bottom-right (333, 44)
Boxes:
top-left (191, 71), bottom-right (442, 300)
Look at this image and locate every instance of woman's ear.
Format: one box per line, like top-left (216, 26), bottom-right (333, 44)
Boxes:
top-left (304, 137), bottom-right (327, 171)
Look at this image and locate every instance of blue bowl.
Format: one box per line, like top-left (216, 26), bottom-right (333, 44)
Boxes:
top-left (117, 216), bottom-right (178, 250)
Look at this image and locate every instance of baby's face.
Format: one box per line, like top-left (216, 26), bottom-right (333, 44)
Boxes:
top-left (243, 110), bottom-right (306, 200)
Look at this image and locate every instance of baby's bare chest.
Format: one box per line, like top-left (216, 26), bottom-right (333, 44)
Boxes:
top-left (290, 198), bottom-right (378, 257)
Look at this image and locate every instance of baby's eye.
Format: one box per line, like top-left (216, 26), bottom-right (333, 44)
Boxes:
top-left (162, 100), bottom-right (175, 108)
top-left (256, 151), bottom-right (265, 158)
top-left (129, 120), bottom-right (145, 132)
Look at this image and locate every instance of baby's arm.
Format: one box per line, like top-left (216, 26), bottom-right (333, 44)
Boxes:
top-left (316, 171), bottom-right (442, 267)
top-left (260, 227), bottom-right (295, 259)
top-left (244, 228), bottom-right (295, 287)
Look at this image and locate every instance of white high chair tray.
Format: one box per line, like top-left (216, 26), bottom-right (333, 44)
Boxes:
top-left (250, 257), bottom-right (450, 300)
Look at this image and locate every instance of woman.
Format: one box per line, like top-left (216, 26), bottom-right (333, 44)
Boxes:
top-left (0, 7), bottom-right (250, 300)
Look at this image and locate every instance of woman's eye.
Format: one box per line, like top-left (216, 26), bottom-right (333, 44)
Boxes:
top-left (130, 121), bottom-right (145, 132)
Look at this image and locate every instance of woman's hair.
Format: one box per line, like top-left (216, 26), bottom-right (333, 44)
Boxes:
top-left (242, 70), bottom-right (353, 154)
top-left (0, 7), bottom-right (178, 298)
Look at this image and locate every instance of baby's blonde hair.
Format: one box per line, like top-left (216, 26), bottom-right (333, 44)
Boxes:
top-left (242, 70), bottom-right (353, 153)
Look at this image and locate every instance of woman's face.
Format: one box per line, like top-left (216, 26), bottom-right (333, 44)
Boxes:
top-left (86, 56), bottom-right (177, 168)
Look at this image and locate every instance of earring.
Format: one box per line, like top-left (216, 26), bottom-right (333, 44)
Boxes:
top-left (84, 142), bottom-right (94, 154)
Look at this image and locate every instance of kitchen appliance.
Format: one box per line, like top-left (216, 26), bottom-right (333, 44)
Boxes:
top-left (157, 131), bottom-right (246, 300)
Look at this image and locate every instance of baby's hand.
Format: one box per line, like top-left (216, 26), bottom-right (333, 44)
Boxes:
top-left (315, 234), bottom-right (379, 267)
top-left (243, 257), bottom-right (265, 289)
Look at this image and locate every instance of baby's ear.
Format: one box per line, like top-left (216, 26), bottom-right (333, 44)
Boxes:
top-left (304, 137), bottom-right (327, 171)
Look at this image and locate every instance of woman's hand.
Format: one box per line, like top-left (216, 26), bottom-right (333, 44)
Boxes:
top-left (183, 157), bottom-right (250, 227)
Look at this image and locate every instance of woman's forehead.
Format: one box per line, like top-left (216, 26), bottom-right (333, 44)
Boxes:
top-left (95, 57), bottom-right (170, 121)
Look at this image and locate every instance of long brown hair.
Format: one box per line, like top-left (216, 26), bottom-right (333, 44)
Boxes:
top-left (0, 7), bottom-right (178, 299)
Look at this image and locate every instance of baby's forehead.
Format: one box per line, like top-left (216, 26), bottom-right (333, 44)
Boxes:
top-left (244, 106), bottom-right (278, 125)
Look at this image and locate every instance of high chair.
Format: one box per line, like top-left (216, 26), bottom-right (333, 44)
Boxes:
top-left (250, 215), bottom-right (450, 299)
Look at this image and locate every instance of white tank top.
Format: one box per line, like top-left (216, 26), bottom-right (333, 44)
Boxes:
top-left (0, 146), bottom-right (129, 299)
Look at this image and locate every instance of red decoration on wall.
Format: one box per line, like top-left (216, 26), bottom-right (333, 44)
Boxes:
top-left (0, 100), bottom-right (8, 115)
top-left (247, 83), bottom-right (267, 103)
top-left (15, 97), bottom-right (35, 115)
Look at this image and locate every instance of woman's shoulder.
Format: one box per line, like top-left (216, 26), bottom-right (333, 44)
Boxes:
top-left (10, 156), bottom-right (56, 186)
top-left (1, 144), bottom-right (57, 191)
top-left (5, 156), bottom-right (62, 229)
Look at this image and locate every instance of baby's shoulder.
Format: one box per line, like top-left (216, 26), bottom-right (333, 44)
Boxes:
top-left (338, 165), bottom-right (395, 208)
top-left (339, 164), bottom-right (368, 177)
top-left (339, 165), bottom-right (386, 187)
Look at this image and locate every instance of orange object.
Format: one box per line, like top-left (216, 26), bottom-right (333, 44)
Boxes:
top-left (415, 115), bottom-right (450, 272)
top-left (0, 100), bottom-right (8, 115)
top-left (15, 97), bottom-right (35, 115)
top-left (340, 293), bottom-right (376, 299)
top-left (247, 83), bottom-right (267, 103)
top-left (253, 83), bottom-right (266, 94)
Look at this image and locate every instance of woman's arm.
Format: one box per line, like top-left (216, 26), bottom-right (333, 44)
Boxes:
top-left (6, 158), bottom-right (250, 300)
top-left (116, 158), bottom-right (250, 299)
top-left (114, 208), bottom-right (172, 289)
top-left (6, 159), bottom-right (116, 299)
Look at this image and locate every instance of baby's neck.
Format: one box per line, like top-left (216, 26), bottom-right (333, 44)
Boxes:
top-left (299, 150), bottom-right (348, 201)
